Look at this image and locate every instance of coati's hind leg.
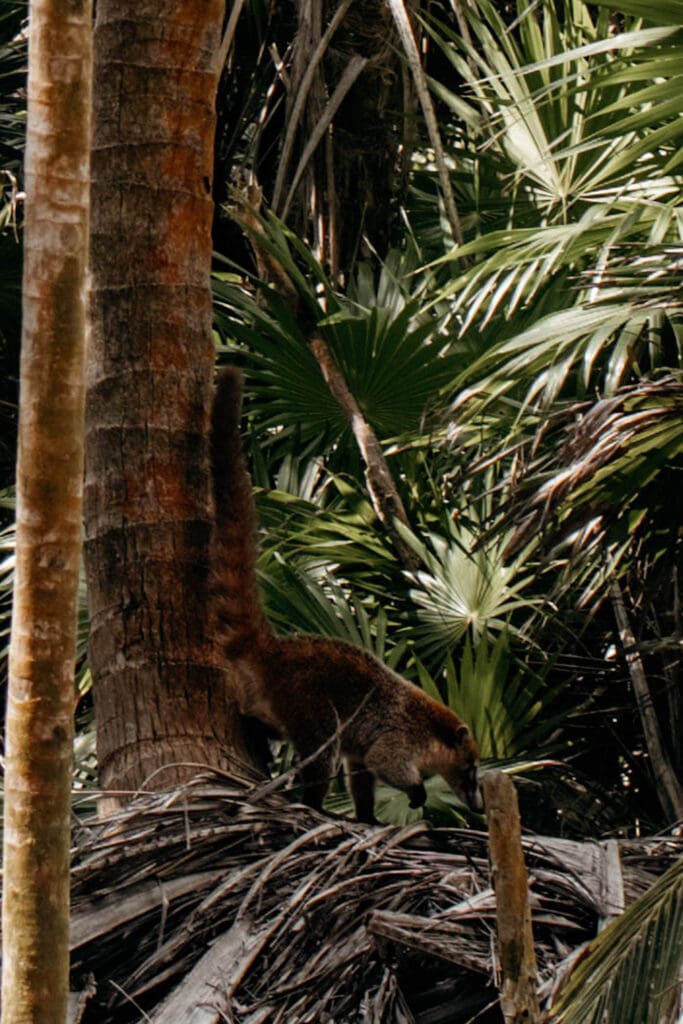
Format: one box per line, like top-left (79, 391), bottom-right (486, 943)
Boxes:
top-left (345, 756), bottom-right (377, 825)
top-left (297, 756), bottom-right (334, 811)
top-left (293, 732), bottom-right (339, 813)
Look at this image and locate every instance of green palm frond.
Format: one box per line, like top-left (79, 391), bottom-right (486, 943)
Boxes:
top-left (256, 485), bottom-right (397, 577)
top-left (482, 375), bottom-right (683, 600)
top-left (593, 0), bottom-right (683, 25)
top-left (400, 520), bottom-right (541, 658)
top-left (319, 303), bottom-right (458, 437)
top-left (259, 552), bottom-right (406, 668)
top-left (416, 632), bottom-right (567, 760)
top-left (215, 228), bottom-right (460, 447)
top-left (549, 855), bottom-right (683, 1024)
top-left (415, 0), bottom-right (683, 403)
top-left (426, 1), bottom-right (675, 214)
top-left (527, 376), bottom-right (682, 524)
top-left (435, 218), bottom-right (683, 338)
top-left (444, 243), bottom-right (683, 431)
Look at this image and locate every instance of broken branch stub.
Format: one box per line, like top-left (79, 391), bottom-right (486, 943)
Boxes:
top-left (485, 770), bottom-right (540, 1024)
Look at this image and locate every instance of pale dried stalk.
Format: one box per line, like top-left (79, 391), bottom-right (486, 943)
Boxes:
top-left (610, 578), bottom-right (683, 823)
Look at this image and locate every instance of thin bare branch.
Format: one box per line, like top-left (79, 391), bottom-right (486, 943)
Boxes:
top-left (610, 578), bottom-right (683, 823)
top-left (310, 335), bottom-right (422, 571)
top-left (272, 0), bottom-right (355, 213)
top-left (216, 0), bottom-right (248, 77)
top-left (281, 55), bottom-right (368, 222)
top-left (386, 0), bottom-right (464, 247)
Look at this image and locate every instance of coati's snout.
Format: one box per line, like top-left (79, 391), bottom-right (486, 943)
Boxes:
top-left (449, 762), bottom-right (484, 813)
top-left (461, 762), bottom-right (484, 813)
top-left (444, 726), bottom-right (484, 813)
top-left (443, 755), bottom-right (483, 812)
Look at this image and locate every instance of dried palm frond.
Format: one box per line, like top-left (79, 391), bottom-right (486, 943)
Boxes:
top-left (67, 771), bottom-right (682, 1023)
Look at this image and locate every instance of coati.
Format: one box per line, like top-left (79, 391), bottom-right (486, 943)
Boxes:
top-left (211, 367), bottom-right (483, 824)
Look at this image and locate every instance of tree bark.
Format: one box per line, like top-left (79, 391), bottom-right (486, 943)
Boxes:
top-left (85, 0), bottom-right (253, 800)
top-left (1, 0), bottom-right (91, 1019)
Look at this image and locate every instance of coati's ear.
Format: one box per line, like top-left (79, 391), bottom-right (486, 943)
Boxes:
top-left (454, 725), bottom-right (470, 746)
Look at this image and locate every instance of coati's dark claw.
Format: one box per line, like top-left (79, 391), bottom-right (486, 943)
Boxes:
top-left (408, 782), bottom-right (427, 808)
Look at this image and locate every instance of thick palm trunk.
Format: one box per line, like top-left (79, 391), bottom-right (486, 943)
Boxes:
top-left (1, 1), bottom-right (91, 1020)
top-left (85, 1), bottom-right (251, 797)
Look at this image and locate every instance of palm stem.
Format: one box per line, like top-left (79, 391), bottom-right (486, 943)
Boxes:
top-left (610, 578), bottom-right (683, 823)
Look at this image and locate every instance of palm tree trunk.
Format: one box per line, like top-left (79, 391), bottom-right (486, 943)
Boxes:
top-left (85, 0), bottom-right (254, 800)
top-left (1, 0), bottom-right (91, 1019)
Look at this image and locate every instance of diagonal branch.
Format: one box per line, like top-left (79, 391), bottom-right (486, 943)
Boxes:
top-left (386, 0), bottom-right (464, 248)
top-left (309, 335), bottom-right (422, 572)
top-left (280, 54), bottom-right (368, 222)
top-left (231, 191), bottom-right (421, 571)
top-left (272, 0), bottom-right (355, 214)
top-left (215, 0), bottom-right (248, 77)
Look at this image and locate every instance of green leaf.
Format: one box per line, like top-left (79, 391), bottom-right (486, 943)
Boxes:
top-left (550, 857), bottom-right (683, 1024)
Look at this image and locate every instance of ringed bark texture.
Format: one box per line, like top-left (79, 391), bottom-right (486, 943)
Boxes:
top-left (1, 1), bottom-right (91, 1020)
top-left (85, 1), bottom-right (247, 795)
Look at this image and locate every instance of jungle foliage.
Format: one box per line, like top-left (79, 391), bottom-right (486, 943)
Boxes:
top-left (2, 0), bottom-right (682, 1020)
top-left (2, 0), bottom-right (682, 834)
top-left (210, 0), bottom-right (683, 836)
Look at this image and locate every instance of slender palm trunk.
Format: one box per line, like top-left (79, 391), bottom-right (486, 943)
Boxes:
top-left (1, 1), bottom-right (91, 1020)
top-left (85, 1), bottom-right (254, 798)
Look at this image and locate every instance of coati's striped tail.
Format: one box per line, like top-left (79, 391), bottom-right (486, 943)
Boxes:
top-left (210, 367), bottom-right (270, 656)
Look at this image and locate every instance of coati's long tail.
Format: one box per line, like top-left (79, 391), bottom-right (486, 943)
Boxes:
top-left (210, 367), bottom-right (270, 656)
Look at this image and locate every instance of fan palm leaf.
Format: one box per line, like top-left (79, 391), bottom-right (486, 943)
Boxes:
top-left (399, 519), bottom-right (541, 658)
top-left (491, 375), bottom-right (683, 606)
top-left (417, 0), bottom-right (683, 404)
top-left (214, 224), bottom-right (461, 446)
top-left (416, 632), bottom-right (566, 760)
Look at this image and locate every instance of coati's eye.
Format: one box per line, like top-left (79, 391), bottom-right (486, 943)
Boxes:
top-left (454, 725), bottom-right (470, 746)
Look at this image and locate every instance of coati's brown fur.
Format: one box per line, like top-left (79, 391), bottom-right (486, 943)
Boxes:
top-left (211, 368), bottom-right (483, 823)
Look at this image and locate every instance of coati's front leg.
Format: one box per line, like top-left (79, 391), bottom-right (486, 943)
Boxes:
top-left (345, 756), bottom-right (425, 823)
top-left (365, 740), bottom-right (426, 810)
top-left (298, 754), bottom-right (334, 811)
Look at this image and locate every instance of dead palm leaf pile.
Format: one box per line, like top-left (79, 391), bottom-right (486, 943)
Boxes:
top-left (69, 772), bottom-right (682, 1024)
